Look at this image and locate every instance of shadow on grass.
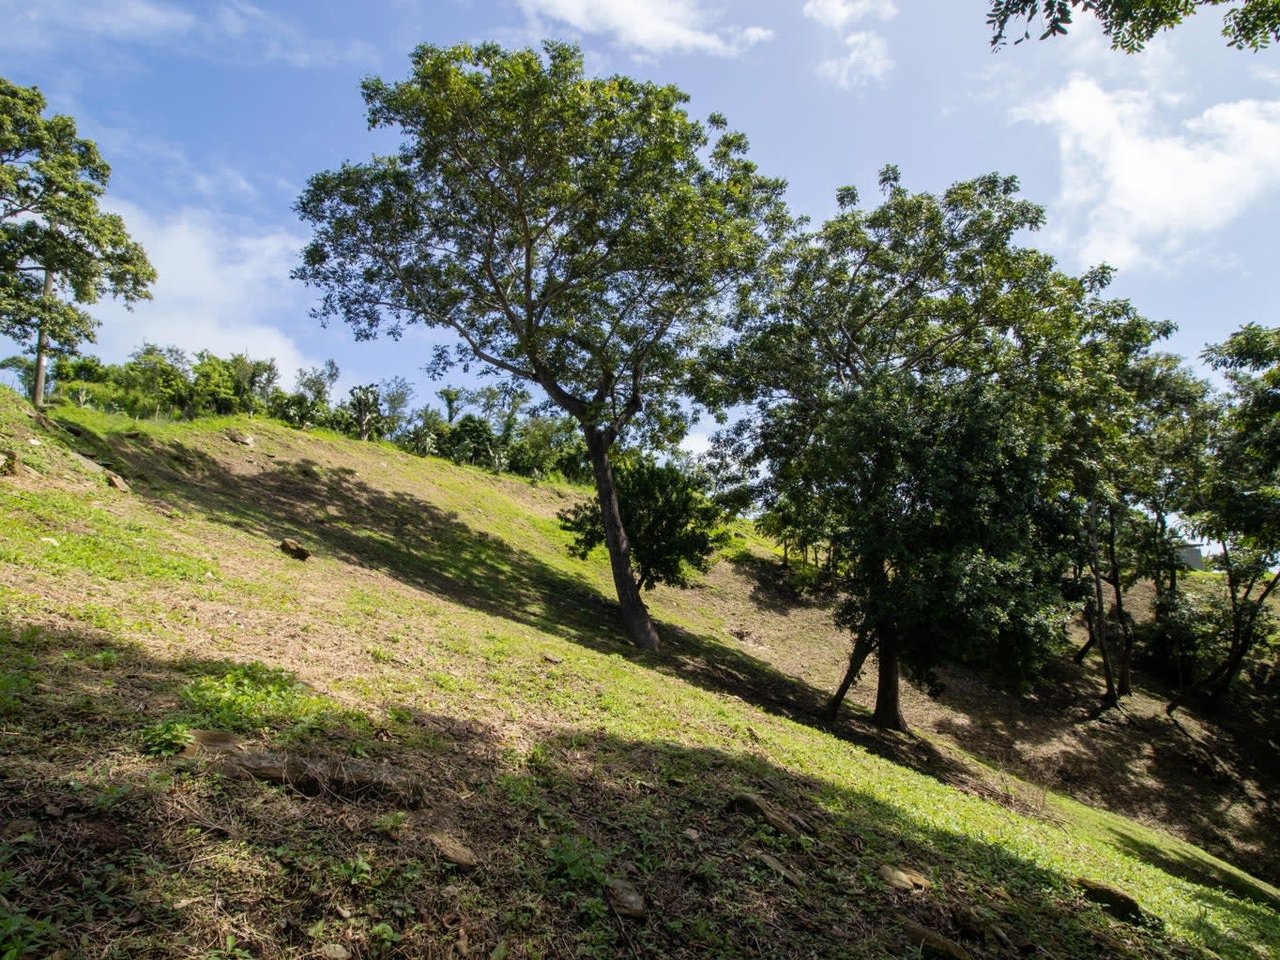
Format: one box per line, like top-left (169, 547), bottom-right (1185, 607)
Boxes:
top-left (56, 419), bottom-right (979, 790)
top-left (929, 656), bottom-right (1280, 890)
top-left (3, 615), bottom-right (1277, 959)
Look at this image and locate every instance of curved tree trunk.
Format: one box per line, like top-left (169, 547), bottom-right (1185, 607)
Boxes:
top-left (825, 629), bottom-right (875, 720)
top-left (585, 428), bottom-right (660, 651)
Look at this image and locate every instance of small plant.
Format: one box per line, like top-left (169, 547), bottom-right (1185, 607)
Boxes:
top-left (0, 908), bottom-right (57, 960)
top-left (139, 720), bottom-right (194, 757)
top-left (203, 934), bottom-right (253, 960)
top-left (370, 921), bottom-right (401, 949)
top-left (545, 834), bottom-right (609, 891)
top-left (374, 811), bottom-right (409, 836)
top-left (89, 647), bottom-right (121, 669)
top-left (334, 854), bottom-right (374, 887)
top-left (0, 671), bottom-right (29, 717)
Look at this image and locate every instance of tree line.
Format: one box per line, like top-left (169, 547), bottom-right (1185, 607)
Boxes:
top-left (1, 344), bottom-right (598, 483)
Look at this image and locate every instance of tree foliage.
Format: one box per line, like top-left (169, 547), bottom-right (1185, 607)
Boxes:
top-left (294, 41), bottom-right (788, 649)
top-left (988, 0), bottom-right (1279, 52)
top-left (559, 457), bottom-right (728, 592)
top-left (716, 168), bottom-right (1161, 730)
top-left (0, 77), bottom-right (155, 403)
top-left (1170, 324), bottom-right (1280, 708)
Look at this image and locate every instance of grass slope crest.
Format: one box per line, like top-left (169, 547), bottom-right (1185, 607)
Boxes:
top-left (0, 386), bottom-right (1276, 959)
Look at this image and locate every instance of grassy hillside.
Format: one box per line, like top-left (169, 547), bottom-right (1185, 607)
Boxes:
top-left (1, 386), bottom-right (1277, 960)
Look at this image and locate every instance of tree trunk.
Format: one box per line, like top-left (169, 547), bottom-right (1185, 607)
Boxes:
top-left (872, 638), bottom-right (908, 732)
top-left (1073, 596), bottom-right (1096, 664)
top-left (585, 428), bottom-right (660, 651)
top-left (31, 270), bottom-right (54, 407)
top-left (824, 629), bottom-right (874, 720)
top-left (1088, 502), bottom-right (1118, 708)
top-left (1107, 506), bottom-right (1135, 697)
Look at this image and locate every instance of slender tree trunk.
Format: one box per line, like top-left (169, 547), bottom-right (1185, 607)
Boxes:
top-left (585, 428), bottom-right (660, 651)
top-left (824, 629), bottom-right (874, 720)
top-left (31, 270), bottom-right (55, 407)
top-left (872, 637), bottom-right (908, 732)
top-left (1152, 509), bottom-right (1168, 618)
top-left (1107, 506), bottom-right (1135, 697)
top-left (1088, 502), bottom-right (1118, 708)
top-left (1074, 596), bottom-right (1096, 664)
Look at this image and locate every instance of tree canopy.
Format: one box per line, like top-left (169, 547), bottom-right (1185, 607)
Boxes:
top-left (715, 167), bottom-right (1165, 730)
top-left (988, 0), bottom-right (1280, 51)
top-left (294, 41), bottom-right (788, 650)
top-left (0, 77), bottom-right (155, 404)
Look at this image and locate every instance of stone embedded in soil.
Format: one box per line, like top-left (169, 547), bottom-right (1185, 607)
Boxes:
top-left (179, 729), bottom-right (248, 758)
top-left (897, 916), bottom-right (971, 960)
top-left (726, 792), bottom-right (803, 840)
top-left (682, 828), bottom-right (701, 842)
top-left (279, 538), bottom-right (311, 560)
top-left (877, 864), bottom-right (932, 891)
top-left (607, 878), bottom-right (647, 918)
top-left (429, 832), bottom-right (480, 871)
top-left (70, 451), bottom-right (105, 473)
top-left (107, 472), bottom-right (131, 492)
top-left (1074, 877), bottom-right (1147, 924)
top-left (226, 430), bottom-right (254, 447)
top-left (318, 945), bottom-right (351, 960)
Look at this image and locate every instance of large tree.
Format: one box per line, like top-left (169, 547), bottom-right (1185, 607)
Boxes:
top-left (1168, 324), bottom-right (1280, 710)
top-left (988, 0), bottom-right (1279, 51)
top-left (293, 42), bottom-right (787, 650)
top-left (0, 78), bottom-right (155, 405)
top-left (718, 168), bottom-right (1135, 731)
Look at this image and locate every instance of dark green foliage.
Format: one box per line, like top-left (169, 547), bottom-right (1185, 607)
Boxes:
top-left (715, 167), bottom-right (1161, 728)
top-left (988, 0), bottom-right (1279, 51)
top-left (442, 413), bottom-right (499, 468)
top-left (1, 77), bottom-right (155, 402)
top-left (559, 458), bottom-right (727, 591)
top-left (1171, 325), bottom-right (1280, 708)
top-left (52, 345), bottom-right (279, 421)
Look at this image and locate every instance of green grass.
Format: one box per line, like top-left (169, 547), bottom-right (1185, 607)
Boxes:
top-left (0, 389), bottom-right (1277, 959)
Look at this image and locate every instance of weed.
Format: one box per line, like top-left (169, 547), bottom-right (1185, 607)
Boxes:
top-left (0, 908), bottom-right (57, 960)
top-left (374, 811), bottom-right (409, 837)
top-left (370, 921), bottom-right (401, 949)
top-left (334, 855), bottom-right (374, 887)
top-left (0, 671), bottom-right (29, 717)
top-left (139, 720), bottom-right (194, 757)
top-left (89, 648), bottom-right (121, 669)
top-left (203, 935), bottom-right (253, 960)
top-left (179, 662), bottom-right (349, 735)
top-left (545, 835), bottom-right (609, 891)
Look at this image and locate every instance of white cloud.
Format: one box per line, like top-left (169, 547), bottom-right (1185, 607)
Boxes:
top-left (803, 0), bottom-right (897, 32)
top-left (817, 31), bottom-right (894, 88)
top-left (0, 0), bottom-right (374, 68)
top-left (1015, 75), bottom-right (1280, 270)
top-left (90, 202), bottom-right (314, 376)
top-left (804, 0), bottom-right (895, 88)
top-left (517, 0), bottom-right (772, 56)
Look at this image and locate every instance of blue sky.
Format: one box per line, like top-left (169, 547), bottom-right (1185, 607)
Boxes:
top-left (3, 0), bottom-right (1278, 426)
